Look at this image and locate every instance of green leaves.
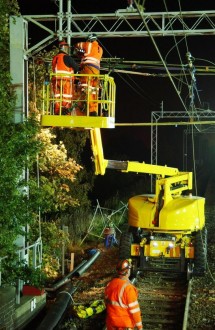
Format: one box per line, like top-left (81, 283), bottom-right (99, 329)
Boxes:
top-left (0, 0), bottom-right (41, 257)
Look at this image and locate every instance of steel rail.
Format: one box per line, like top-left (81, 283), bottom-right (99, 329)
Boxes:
top-left (182, 279), bottom-right (193, 330)
top-left (136, 272), bottom-right (190, 329)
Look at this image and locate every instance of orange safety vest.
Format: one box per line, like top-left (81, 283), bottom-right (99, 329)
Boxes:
top-left (75, 40), bottom-right (103, 70)
top-left (52, 53), bottom-right (75, 75)
top-left (52, 53), bottom-right (75, 114)
top-left (105, 277), bottom-right (143, 330)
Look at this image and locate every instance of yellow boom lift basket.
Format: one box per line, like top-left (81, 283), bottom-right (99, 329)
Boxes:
top-left (41, 73), bottom-right (116, 129)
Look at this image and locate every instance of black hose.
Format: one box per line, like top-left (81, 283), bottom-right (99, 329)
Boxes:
top-left (36, 249), bottom-right (101, 330)
top-left (45, 259), bottom-right (88, 292)
top-left (73, 249), bottom-right (101, 277)
top-left (36, 282), bottom-right (77, 330)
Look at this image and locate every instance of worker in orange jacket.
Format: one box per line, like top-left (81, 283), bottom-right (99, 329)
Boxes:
top-left (74, 33), bottom-right (103, 116)
top-left (104, 259), bottom-right (143, 330)
top-left (52, 41), bottom-right (79, 115)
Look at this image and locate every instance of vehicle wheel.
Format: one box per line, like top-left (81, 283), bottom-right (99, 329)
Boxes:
top-left (119, 231), bottom-right (133, 260)
top-left (193, 227), bottom-right (207, 276)
top-left (180, 248), bottom-right (186, 272)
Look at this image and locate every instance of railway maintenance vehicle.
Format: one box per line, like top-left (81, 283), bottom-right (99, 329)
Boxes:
top-left (41, 70), bottom-right (207, 280)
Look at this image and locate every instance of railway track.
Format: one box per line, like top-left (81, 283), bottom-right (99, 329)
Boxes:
top-left (27, 247), bottom-right (197, 330)
top-left (136, 272), bottom-right (191, 330)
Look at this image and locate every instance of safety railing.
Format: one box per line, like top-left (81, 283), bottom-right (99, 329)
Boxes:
top-left (41, 73), bottom-right (116, 128)
top-left (0, 238), bottom-right (43, 303)
top-left (0, 239), bottom-right (42, 286)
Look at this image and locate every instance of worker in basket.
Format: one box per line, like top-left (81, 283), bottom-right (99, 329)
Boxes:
top-left (74, 33), bottom-right (103, 116)
top-left (52, 40), bottom-right (79, 115)
top-left (104, 259), bottom-right (143, 330)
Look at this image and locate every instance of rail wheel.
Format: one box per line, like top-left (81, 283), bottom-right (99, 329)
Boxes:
top-left (187, 262), bottom-right (194, 280)
top-left (193, 227), bottom-right (207, 276)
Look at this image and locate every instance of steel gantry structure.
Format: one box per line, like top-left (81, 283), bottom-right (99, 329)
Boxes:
top-left (151, 110), bottom-right (215, 170)
top-left (10, 0), bottom-right (215, 120)
top-left (16, 6), bottom-right (215, 57)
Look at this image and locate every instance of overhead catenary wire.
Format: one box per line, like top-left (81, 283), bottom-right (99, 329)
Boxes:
top-left (173, 0), bottom-right (201, 202)
top-left (134, 0), bottom-right (203, 204)
top-left (163, 0), bottom-right (203, 128)
top-left (165, 1), bottom-right (201, 112)
top-left (163, 0), bottom-right (190, 94)
top-left (180, 25), bottom-right (200, 200)
top-left (101, 50), bottom-right (158, 107)
top-left (115, 121), bottom-right (215, 127)
top-left (172, 1), bottom-right (214, 284)
top-left (133, 0), bottom-right (205, 138)
top-left (70, 3), bottom-right (158, 107)
top-left (134, 0), bottom-right (190, 116)
top-left (196, 58), bottom-right (215, 67)
top-left (102, 67), bottom-right (215, 77)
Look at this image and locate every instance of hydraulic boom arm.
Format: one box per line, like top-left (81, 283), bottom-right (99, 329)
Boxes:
top-left (90, 128), bottom-right (193, 204)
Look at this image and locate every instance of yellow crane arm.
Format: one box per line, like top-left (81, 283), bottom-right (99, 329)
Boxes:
top-left (90, 128), bottom-right (193, 202)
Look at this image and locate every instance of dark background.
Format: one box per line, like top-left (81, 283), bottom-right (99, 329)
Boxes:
top-left (17, 0), bottom-right (215, 200)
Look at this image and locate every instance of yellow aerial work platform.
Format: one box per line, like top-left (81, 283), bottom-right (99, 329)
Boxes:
top-left (41, 73), bottom-right (116, 129)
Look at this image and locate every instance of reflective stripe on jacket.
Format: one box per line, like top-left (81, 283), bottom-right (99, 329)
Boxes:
top-left (75, 41), bottom-right (103, 69)
top-left (52, 53), bottom-right (74, 76)
top-left (105, 277), bottom-right (143, 329)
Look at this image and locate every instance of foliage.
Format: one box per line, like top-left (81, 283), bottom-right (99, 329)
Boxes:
top-left (29, 220), bottom-right (70, 279)
top-left (28, 129), bottom-right (83, 214)
top-left (0, 253), bottom-right (47, 289)
top-left (55, 128), bottom-right (93, 210)
top-left (20, 266), bottom-right (47, 289)
top-left (60, 208), bottom-right (93, 245)
top-left (0, 0), bottom-right (43, 257)
top-left (28, 48), bottom-right (57, 111)
top-left (0, 0), bottom-right (94, 282)
top-left (0, 0), bottom-right (20, 51)
top-left (27, 50), bottom-right (95, 246)
top-left (0, 220), bottom-right (71, 285)
top-left (28, 49), bottom-right (93, 217)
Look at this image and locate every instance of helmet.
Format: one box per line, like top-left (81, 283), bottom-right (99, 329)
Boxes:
top-left (87, 33), bottom-right (97, 42)
top-left (59, 41), bottom-right (69, 54)
top-left (116, 259), bottom-right (131, 275)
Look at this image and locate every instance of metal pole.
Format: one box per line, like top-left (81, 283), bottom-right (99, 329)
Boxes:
top-left (57, 0), bottom-right (64, 41)
top-left (151, 111), bottom-right (159, 192)
top-left (66, 0), bottom-right (72, 48)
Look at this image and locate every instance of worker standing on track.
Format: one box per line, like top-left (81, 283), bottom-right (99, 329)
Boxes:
top-left (104, 259), bottom-right (143, 330)
top-left (52, 41), bottom-right (79, 115)
top-left (74, 33), bottom-right (103, 116)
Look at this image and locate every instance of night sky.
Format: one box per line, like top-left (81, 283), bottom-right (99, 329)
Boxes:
top-left (17, 0), bottom-right (215, 198)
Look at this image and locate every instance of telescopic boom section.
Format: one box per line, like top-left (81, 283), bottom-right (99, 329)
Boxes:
top-left (91, 128), bottom-right (193, 203)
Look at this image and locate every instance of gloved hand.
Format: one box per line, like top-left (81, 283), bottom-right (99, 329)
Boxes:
top-left (73, 47), bottom-right (85, 57)
top-left (74, 78), bottom-right (80, 85)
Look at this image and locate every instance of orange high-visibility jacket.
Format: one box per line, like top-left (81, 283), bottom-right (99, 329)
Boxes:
top-left (105, 277), bottom-right (143, 330)
top-left (75, 40), bottom-right (103, 70)
top-left (52, 53), bottom-right (75, 75)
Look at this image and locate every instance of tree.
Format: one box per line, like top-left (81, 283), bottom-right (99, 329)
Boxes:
top-left (0, 0), bottom-right (42, 256)
top-left (30, 128), bottom-right (83, 214)
top-left (27, 50), bottom-right (94, 218)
